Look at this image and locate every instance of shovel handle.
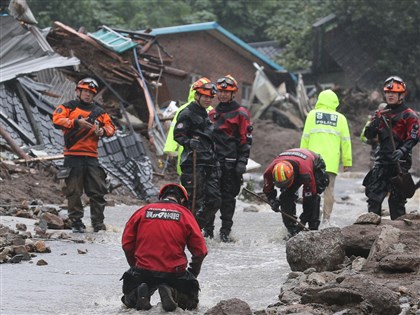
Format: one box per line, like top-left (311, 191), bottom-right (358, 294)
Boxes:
top-left (242, 187), bottom-right (310, 231)
top-left (191, 149), bottom-right (197, 215)
top-left (381, 116), bottom-right (402, 173)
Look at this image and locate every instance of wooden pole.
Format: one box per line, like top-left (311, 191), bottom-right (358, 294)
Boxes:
top-left (191, 149), bottom-right (197, 215)
top-left (14, 155), bottom-right (64, 164)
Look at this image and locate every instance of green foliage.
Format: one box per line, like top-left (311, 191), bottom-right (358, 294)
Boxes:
top-left (27, 0), bottom-right (99, 30)
top-left (25, 0), bottom-right (420, 96)
top-left (208, 0), bottom-right (281, 42)
top-left (265, 0), bottom-right (332, 71)
top-left (331, 0), bottom-right (420, 94)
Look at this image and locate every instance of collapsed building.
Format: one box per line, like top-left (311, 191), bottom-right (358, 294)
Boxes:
top-left (0, 1), bottom-right (313, 201)
top-left (0, 8), bottom-right (189, 200)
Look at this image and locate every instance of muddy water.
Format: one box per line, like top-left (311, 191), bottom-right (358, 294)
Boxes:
top-left (1, 173), bottom-right (419, 314)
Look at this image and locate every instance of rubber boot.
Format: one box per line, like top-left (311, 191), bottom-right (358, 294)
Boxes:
top-left (135, 283), bottom-right (152, 310)
top-left (220, 231), bottom-right (233, 243)
top-left (121, 283), bottom-right (152, 310)
top-left (158, 284), bottom-right (177, 311)
top-left (308, 220), bottom-right (320, 230)
top-left (203, 228), bottom-right (214, 239)
top-left (72, 219), bottom-right (86, 233)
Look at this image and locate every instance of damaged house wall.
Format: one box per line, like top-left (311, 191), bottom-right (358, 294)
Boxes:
top-left (1, 15), bottom-right (192, 200)
top-left (148, 22), bottom-right (291, 107)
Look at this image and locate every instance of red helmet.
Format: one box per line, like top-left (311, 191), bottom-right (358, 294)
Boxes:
top-left (383, 76), bottom-right (406, 94)
top-left (159, 183), bottom-right (189, 203)
top-left (76, 77), bottom-right (99, 94)
top-left (216, 75), bottom-right (238, 92)
top-left (272, 161), bottom-right (294, 188)
top-left (193, 77), bottom-right (217, 97)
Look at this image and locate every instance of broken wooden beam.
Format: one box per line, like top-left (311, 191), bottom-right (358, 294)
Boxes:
top-left (14, 155), bottom-right (64, 164)
top-left (0, 125), bottom-right (31, 161)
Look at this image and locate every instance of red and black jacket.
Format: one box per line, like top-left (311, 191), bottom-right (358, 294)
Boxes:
top-left (263, 149), bottom-right (321, 199)
top-left (365, 103), bottom-right (419, 166)
top-left (209, 101), bottom-right (252, 165)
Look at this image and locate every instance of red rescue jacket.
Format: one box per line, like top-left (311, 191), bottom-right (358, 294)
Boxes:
top-left (122, 201), bottom-right (208, 273)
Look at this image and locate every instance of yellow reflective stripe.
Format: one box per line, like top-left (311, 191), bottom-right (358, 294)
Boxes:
top-left (308, 128), bottom-right (341, 136)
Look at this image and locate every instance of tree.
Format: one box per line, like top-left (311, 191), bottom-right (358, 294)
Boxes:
top-left (265, 0), bottom-right (420, 98)
top-left (27, 0), bottom-right (99, 30)
top-left (331, 0), bottom-right (420, 98)
top-left (265, 0), bottom-right (331, 71)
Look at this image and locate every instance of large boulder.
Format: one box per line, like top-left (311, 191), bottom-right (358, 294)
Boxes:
top-left (204, 298), bottom-right (252, 315)
top-left (341, 224), bottom-right (381, 257)
top-left (286, 227), bottom-right (345, 272)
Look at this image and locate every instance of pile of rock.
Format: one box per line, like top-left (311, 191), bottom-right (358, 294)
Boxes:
top-left (205, 212), bottom-right (420, 315)
top-left (0, 204), bottom-right (74, 264)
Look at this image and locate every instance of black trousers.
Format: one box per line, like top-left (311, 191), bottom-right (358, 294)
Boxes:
top-left (204, 161), bottom-right (242, 234)
top-left (363, 165), bottom-right (407, 220)
top-left (121, 267), bottom-right (200, 310)
top-left (180, 164), bottom-right (221, 229)
top-left (279, 185), bottom-right (320, 231)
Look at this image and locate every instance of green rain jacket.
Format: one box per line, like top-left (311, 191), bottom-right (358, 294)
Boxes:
top-left (300, 89), bottom-right (352, 175)
top-left (163, 85), bottom-right (213, 175)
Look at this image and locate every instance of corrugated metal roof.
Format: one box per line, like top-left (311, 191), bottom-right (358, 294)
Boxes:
top-left (249, 41), bottom-right (283, 60)
top-left (88, 26), bottom-right (138, 53)
top-left (0, 16), bottom-right (79, 83)
top-left (0, 75), bottom-right (158, 199)
top-left (149, 21), bottom-right (288, 72)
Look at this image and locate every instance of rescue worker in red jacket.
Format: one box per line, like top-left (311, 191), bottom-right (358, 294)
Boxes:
top-left (173, 79), bottom-right (221, 229)
top-left (206, 75), bottom-right (253, 242)
top-left (121, 184), bottom-right (207, 312)
top-left (52, 78), bottom-right (115, 232)
top-left (263, 148), bottom-right (329, 236)
top-left (363, 76), bottom-right (419, 219)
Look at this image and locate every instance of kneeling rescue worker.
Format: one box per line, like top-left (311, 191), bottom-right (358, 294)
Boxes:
top-left (263, 148), bottom-right (330, 236)
top-left (121, 183), bottom-right (207, 311)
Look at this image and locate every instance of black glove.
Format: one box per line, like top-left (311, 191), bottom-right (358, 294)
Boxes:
top-left (370, 110), bottom-right (382, 128)
top-left (189, 138), bottom-right (201, 150)
top-left (188, 256), bottom-right (204, 278)
top-left (235, 161), bottom-right (247, 176)
top-left (188, 267), bottom-right (199, 278)
top-left (392, 149), bottom-right (404, 161)
top-left (268, 198), bottom-right (281, 212)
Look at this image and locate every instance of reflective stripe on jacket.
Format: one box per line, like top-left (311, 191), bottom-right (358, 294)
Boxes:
top-left (300, 90), bottom-right (352, 175)
top-left (163, 86), bottom-right (213, 174)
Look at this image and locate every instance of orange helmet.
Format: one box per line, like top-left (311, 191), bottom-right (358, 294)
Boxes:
top-left (216, 75), bottom-right (238, 92)
top-left (159, 183), bottom-right (189, 203)
top-left (272, 161), bottom-right (294, 188)
top-left (76, 77), bottom-right (99, 94)
top-left (192, 77), bottom-right (217, 97)
top-left (383, 76), bottom-right (406, 94)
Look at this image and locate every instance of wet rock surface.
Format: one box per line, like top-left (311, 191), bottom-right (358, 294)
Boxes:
top-left (260, 212), bottom-right (420, 315)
